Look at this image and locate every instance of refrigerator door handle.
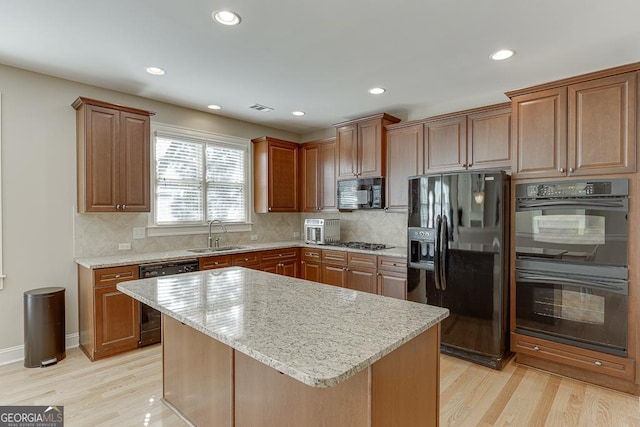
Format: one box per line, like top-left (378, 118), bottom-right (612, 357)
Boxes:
top-left (440, 215), bottom-right (448, 290)
top-left (434, 215), bottom-right (442, 290)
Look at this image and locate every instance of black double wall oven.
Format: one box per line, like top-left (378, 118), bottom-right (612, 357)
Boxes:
top-left (515, 179), bottom-right (629, 357)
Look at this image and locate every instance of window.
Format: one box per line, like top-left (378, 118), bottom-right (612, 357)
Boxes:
top-left (151, 124), bottom-right (251, 234)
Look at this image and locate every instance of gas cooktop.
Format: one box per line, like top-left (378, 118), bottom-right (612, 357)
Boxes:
top-left (324, 241), bottom-right (394, 251)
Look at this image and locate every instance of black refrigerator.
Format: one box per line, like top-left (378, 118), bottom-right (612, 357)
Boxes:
top-left (407, 171), bottom-right (510, 369)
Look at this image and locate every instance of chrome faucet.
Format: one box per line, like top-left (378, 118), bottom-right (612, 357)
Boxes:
top-left (208, 219), bottom-right (228, 249)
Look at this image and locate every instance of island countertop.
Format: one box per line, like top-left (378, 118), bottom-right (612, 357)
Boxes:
top-left (117, 267), bottom-right (448, 388)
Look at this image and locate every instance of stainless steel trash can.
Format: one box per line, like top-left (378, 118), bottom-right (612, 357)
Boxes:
top-left (24, 287), bottom-right (66, 368)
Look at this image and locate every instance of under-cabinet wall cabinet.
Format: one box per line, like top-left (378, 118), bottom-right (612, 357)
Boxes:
top-left (73, 97), bottom-right (154, 213)
top-left (508, 70), bottom-right (637, 179)
top-left (252, 136), bottom-right (299, 213)
top-left (334, 113), bottom-right (401, 179)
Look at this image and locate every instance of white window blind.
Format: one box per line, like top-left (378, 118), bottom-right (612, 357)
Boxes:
top-left (152, 125), bottom-right (250, 228)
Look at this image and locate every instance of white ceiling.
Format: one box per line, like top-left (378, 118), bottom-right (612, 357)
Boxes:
top-left (2, 0), bottom-right (639, 135)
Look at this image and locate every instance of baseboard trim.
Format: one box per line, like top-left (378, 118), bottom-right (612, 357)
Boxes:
top-left (0, 333), bottom-right (79, 366)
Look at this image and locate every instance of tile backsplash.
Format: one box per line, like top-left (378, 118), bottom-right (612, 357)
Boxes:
top-left (74, 211), bottom-right (408, 258)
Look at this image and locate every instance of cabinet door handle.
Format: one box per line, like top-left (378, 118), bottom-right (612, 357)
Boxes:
top-left (122, 204), bottom-right (127, 210)
top-left (559, 167), bottom-right (565, 173)
top-left (569, 167), bottom-right (574, 173)
top-left (268, 207), bottom-right (272, 211)
top-left (468, 163), bottom-right (472, 168)
top-left (301, 261), bottom-right (305, 264)
top-left (116, 204), bottom-right (121, 210)
top-left (533, 345), bottom-right (540, 351)
top-left (594, 360), bottom-right (602, 366)
top-left (463, 163), bottom-right (467, 168)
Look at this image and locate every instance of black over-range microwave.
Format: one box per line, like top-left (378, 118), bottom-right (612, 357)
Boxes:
top-left (337, 178), bottom-right (384, 210)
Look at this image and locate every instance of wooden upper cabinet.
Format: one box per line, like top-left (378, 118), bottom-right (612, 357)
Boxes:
top-left (424, 115), bottom-right (467, 172)
top-left (567, 72), bottom-right (637, 176)
top-left (299, 138), bottom-right (337, 212)
top-left (509, 69), bottom-right (637, 179)
top-left (335, 113), bottom-right (401, 179)
top-left (320, 139), bottom-right (337, 211)
top-left (511, 87), bottom-right (568, 179)
top-left (336, 124), bottom-right (358, 179)
top-left (300, 143), bottom-right (321, 212)
top-left (252, 136), bottom-right (299, 213)
top-left (467, 106), bottom-right (511, 170)
top-left (385, 124), bottom-right (424, 211)
top-left (73, 97), bottom-right (154, 213)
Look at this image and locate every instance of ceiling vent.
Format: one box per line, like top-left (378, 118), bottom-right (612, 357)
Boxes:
top-left (249, 103), bottom-right (274, 112)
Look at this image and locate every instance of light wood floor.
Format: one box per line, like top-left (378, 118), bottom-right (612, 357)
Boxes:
top-left (1, 346), bottom-right (639, 426)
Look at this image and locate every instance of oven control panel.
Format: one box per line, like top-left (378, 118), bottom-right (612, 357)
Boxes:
top-left (517, 179), bottom-right (629, 200)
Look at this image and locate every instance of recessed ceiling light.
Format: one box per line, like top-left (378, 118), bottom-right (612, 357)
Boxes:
top-left (145, 66), bottom-right (165, 75)
top-left (213, 10), bottom-right (241, 26)
top-left (207, 104), bottom-right (222, 110)
top-left (368, 87), bottom-right (386, 95)
top-left (292, 111), bottom-right (305, 116)
top-left (490, 49), bottom-right (515, 61)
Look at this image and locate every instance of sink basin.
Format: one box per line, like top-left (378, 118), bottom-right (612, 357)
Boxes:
top-left (187, 246), bottom-right (247, 253)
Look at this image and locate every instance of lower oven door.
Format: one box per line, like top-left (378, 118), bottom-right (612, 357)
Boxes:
top-left (515, 268), bottom-right (628, 356)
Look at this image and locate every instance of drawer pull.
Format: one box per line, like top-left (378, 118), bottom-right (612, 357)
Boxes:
top-left (114, 274), bottom-right (121, 279)
top-left (214, 261), bottom-right (219, 265)
top-left (594, 360), bottom-right (603, 366)
top-left (533, 345), bottom-right (540, 351)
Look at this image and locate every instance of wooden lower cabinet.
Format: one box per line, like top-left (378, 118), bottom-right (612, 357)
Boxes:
top-left (322, 263), bottom-right (347, 287)
top-left (346, 268), bottom-right (377, 294)
top-left (260, 248), bottom-right (299, 277)
top-left (199, 255), bottom-right (232, 270)
top-left (301, 248), bottom-right (322, 282)
top-left (345, 253), bottom-right (378, 294)
top-left (377, 256), bottom-right (407, 300)
top-left (232, 253), bottom-right (260, 269)
top-left (78, 264), bottom-right (140, 361)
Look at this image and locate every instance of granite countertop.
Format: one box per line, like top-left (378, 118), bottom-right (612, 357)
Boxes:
top-left (76, 241), bottom-right (407, 269)
top-left (117, 267), bottom-right (448, 388)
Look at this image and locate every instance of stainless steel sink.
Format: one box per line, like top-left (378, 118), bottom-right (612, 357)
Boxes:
top-left (187, 246), bottom-right (247, 253)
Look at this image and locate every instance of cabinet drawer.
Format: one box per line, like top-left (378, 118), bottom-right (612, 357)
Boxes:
top-left (322, 249), bottom-right (348, 265)
top-left (232, 252), bottom-right (260, 267)
top-left (301, 248), bottom-right (322, 262)
top-left (94, 265), bottom-right (138, 287)
top-left (512, 333), bottom-right (635, 381)
top-left (347, 253), bottom-right (377, 269)
top-left (260, 248), bottom-right (299, 263)
top-left (199, 255), bottom-right (232, 270)
top-left (377, 256), bottom-right (407, 273)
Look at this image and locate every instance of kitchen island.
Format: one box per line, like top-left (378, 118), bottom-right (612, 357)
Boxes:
top-left (118, 267), bottom-right (448, 427)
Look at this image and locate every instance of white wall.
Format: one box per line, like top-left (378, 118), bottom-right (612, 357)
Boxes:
top-left (0, 64), bottom-right (300, 360)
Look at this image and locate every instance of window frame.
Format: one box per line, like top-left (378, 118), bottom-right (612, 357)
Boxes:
top-left (147, 123), bottom-right (253, 237)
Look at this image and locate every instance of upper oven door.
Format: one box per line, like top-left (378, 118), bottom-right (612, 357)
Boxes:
top-left (515, 196), bottom-right (628, 268)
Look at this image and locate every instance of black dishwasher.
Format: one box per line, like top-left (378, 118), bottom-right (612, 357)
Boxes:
top-left (138, 259), bottom-right (199, 347)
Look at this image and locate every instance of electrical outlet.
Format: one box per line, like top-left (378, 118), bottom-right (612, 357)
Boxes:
top-left (250, 235), bottom-right (258, 241)
top-left (118, 243), bottom-right (132, 250)
top-left (293, 231), bottom-right (300, 238)
top-left (132, 227), bottom-right (146, 239)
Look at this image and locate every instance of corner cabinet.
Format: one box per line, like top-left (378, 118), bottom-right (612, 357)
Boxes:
top-left (334, 113), bottom-right (401, 179)
top-left (509, 70), bottom-right (637, 179)
top-left (72, 97), bottom-right (154, 213)
top-left (252, 137), bottom-right (299, 213)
